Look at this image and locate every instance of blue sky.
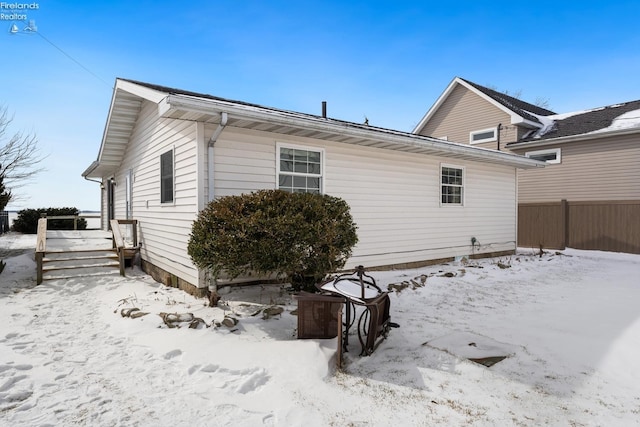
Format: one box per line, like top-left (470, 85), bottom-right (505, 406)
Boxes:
top-left (2, 0), bottom-right (640, 210)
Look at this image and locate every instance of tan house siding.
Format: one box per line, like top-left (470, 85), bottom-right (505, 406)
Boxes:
top-left (516, 126), bottom-right (532, 142)
top-left (417, 85), bottom-right (516, 148)
top-left (412, 77), bottom-right (640, 254)
top-left (513, 133), bottom-right (640, 203)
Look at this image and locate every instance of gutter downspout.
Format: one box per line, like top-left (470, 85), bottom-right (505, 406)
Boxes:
top-left (207, 112), bottom-right (228, 202)
top-left (84, 176), bottom-right (102, 185)
top-left (206, 112), bottom-right (227, 304)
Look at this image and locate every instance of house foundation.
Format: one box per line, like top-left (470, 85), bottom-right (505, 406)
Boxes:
top-left (141, 259), bottom-right (208, 298)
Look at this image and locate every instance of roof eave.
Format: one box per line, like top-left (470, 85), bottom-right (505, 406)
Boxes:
top-left (165, 93), bottom-right (544, 170)
top-left (507, 126), bottom-right (640, 149)
top-left (413, 77), bottom-right (542, 134)
top-left (85, 78), bottom-right (167, 179)
top-left (81, 161), bottom-right (99, 178)
top-left (511, 117), bottom-right (542, 128)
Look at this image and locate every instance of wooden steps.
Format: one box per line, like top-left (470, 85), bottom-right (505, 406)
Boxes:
top-left (35, 218), bottom-right (140, 284)
top-left (41, 249), bottom-right (121, 281)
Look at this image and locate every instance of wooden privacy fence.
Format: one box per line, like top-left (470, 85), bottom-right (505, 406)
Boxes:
top-left (518, 200), bottom-right (640, 254)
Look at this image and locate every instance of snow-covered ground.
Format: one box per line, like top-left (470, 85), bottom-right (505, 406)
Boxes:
top-left (1, 232), bottom-right (639, 426)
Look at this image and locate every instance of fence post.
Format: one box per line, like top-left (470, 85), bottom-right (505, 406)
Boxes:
top-left (560, 199), bottom-right (568, 250)
top-left (36, 252), bottom-right (43, 285)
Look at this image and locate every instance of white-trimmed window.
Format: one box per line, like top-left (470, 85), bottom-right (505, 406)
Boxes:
top-left (470, 127), bottom-right (497, 144)
top-left (526, 148), bottom-right (561, 164)
top-left (277, 144), bottom-right (323, 194)
top-left (441, 164), bottom-right (464, 205)
top-left (160, 149), bottom-right (174, 203)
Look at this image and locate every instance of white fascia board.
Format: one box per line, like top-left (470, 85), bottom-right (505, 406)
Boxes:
top-left (510, 116), bottom-right (543, 128)
top-left (81, 161), bottom-right (99, 178)
top-left (166, 94), bottom-right (545, 170)
top-left (158, 97), bottom-right (172, 117)
top-left (93, 82), bottom-right (121, 169)
top-left (89, 79), bottom-right (168, 177)
top-left (115, 79), bottom-right (167, 103)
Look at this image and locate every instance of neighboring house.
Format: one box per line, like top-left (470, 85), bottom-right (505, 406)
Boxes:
top-left (82, 78), bottom-right (542, 295)
top-left (414, 77), bottom-right (640, 253)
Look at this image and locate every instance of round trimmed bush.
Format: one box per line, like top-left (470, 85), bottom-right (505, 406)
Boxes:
top-left (188, 190), bottom-right (358, 291)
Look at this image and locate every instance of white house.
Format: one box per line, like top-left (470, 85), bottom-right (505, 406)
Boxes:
top-left (82, 79), bottom-right (543, 296)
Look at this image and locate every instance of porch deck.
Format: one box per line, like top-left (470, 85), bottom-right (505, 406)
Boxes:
top-left (36, 220), bottom-right (139, 284)
top-left (45, 230), bottom-right (114, 251)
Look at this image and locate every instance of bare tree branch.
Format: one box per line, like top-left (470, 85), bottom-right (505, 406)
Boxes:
top-left (534, 96), bottom-right (551, 109)
top-left (0, 105), bottom-right (46, 204)
top-left (485, 84), bottom-right (552, 110)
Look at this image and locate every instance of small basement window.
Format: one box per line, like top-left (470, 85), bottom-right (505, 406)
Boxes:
top-left (160, 149), bottom-right (174, 203)
top-left (526, 148), bottom-right (561, 164)
top-left (441, 164), bottom-right (464, 206)
top-left (277, 144), bottom-right (323, 194)
top-left (470, 127), bottom-right (497, 144)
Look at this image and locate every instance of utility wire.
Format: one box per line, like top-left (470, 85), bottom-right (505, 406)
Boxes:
top-left (12, 20), bottom-right (113, 90)
top-left (35, 30), bottom-right (113, 90)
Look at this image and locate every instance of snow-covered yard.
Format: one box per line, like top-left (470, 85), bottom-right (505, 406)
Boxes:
top-left (1, 232), bottom-right (639, 426)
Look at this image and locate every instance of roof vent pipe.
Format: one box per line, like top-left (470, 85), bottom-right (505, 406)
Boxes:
top-left (322, 101), bottom-right (327, 118)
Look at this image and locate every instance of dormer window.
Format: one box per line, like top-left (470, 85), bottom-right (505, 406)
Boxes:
top-left (470, 127), bottom-right (497, 144)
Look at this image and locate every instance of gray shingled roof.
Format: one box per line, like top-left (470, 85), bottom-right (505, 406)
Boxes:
top-left (521, 99), bottom-right (640, 141)
top-left (121, 78), bottom-right (321, 117)
top-left (117, 78), bottom-right (455, 140)
top-left (460, 78), bottom-right (556, 125)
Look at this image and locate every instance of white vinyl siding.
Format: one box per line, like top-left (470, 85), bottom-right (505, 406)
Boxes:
top-left (112, 100), bottom-right (201, 287)
top-left (207, 126), bottom-right (276, 197)
top-left (211, 128), bottom-right (517, 269)
top-left (110, 105), bottom-right (521, 288)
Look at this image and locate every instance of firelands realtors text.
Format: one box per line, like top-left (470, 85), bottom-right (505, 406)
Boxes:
top-left (1, 2), bottom-right (39, 20)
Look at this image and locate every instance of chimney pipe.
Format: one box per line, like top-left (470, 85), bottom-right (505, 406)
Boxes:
top-left (322, 101), bottom-right (327, 118)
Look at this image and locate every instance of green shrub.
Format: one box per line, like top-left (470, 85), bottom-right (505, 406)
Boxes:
top-left (12, 207), bottom-right (88, 234)
top-left (188, 189), bottom-right (358, 291)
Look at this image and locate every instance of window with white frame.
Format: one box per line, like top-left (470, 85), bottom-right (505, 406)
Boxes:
top-left (526, 148), bottom-right (561, 164)
top-left (277, 144), bottom-right (323, 193)
top-left (441, 164), bottom-right (464, 205)
top-left (470, 127), bottom-right (497, 144)
top-left (160, 149), bottom-right (174, 203)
